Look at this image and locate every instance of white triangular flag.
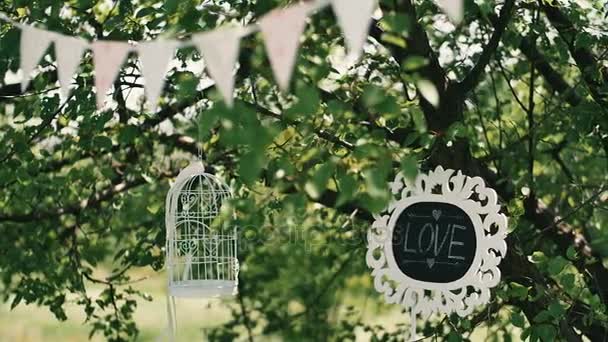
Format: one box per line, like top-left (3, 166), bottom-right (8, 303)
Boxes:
top-left (20, 27), bottom-right (54, 92)
top-left (54, 35), bottom-right (88, 100)
top-left (138, 40), bottom-right (178, 112)
top-left (259, 3), bottom-right (311, 92)
top-left (436, 0), bottom-right (464, 24)
top-left (92, 41), bottom-right (131, 109)
top-left (331, 0), bottom-right (376, 59)
top-left (193, 28), bottom-right (242, 107)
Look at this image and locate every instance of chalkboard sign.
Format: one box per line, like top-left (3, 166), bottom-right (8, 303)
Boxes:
top-left (366, 166), bottom-right (508, 332)
top-left (392, 202), bottom-right (476, 283)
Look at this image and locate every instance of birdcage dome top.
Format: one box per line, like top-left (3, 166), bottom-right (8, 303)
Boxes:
top-left (168, 161), bottom-right (232, 200)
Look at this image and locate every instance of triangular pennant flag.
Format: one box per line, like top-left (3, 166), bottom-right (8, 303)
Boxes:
top-left (331, 0), bottom-right (376, 59)
top-left (436, 0), bottom-right (464, 24)
top-left (193, 28), bottom-right (242, 107)
top-left (138, 40), bottom-right (178, 112)
top-left (20, 26), bottom-right (55, 92)
top-left (92, 41), bottom-right (131, 109)
top-left (54, 35), bottom-right (88, 100)
top-left (259, 3), bottom-right (311, 92)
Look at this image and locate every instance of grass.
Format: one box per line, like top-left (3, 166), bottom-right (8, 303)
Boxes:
top-left (0, 268), bottom-right (233, 342)
top-left (1, 268), bottom-right (516, 341)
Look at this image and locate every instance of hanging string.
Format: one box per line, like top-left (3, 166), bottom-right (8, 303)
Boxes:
top-left (197, 111), bottom-right (204, 162)
top-left (162, 183), bottom-right (178, 342)
top-left (160, 293), bottom-right (177, 342)
top-left (0, 0), bottom-right (332, 51)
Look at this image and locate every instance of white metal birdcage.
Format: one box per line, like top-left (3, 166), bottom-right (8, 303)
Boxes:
top-left (165, 161), bottom-right (238, 298)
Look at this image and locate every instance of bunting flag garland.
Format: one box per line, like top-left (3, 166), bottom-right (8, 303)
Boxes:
top-left (91, 41), bottom-right (131, 109)
top-left (331, 0), bottom-right (376, 59)
top-left (193, 28), bottom-right (242, 106)
top-left (436, 0), bottom-right (464, 24)
top-left (259, 3), bottom-right (311, 92)
top-left (55, 35), bottom-right (87, 100)
top-left (138, 40), bottom-right (178, 112)
top-left (20, 26), bottom-right (54, 92)
top-left (9, 0), bottom-right (453, 109)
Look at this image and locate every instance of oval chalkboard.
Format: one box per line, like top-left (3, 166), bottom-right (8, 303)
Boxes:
top-left (391, 202), bottom-right (477, 283)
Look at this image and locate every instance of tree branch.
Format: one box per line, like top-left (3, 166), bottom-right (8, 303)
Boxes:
top-left (0, 170), bottom-right (177, 223)
top-left (458, 0), bottom-right (516, 94)
top-left (540, 2), bottom-right (608, 109)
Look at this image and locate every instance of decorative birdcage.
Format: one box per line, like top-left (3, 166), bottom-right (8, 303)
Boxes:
top-left (165, 161), bottom-right (238, 298)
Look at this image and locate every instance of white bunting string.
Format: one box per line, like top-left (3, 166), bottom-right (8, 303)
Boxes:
top-left (91, 41), bottom-right (132, 108)
top-left (55, 35), bottom-right (88, 100)
top-left (259, 2), bottom-right (312, 92)
top-left (0, 0), bottom-right (386, 109)
top-left (331, 0), bottom-right (376, 60)
top-left (436, 0), bottom-right (464, 24)
top-left (138, 40), bottom-right (179, 112)
top-left (19, 26), bottom-right (54, 92)
top-left (192, 27), bottom-right (243, 107)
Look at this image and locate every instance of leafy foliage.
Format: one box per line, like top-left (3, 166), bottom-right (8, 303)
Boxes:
top-left (1, 0), bottom-right (608, 341)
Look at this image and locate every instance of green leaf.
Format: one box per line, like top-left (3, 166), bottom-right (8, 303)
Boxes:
top-left (336, 173), bottom-right (357, 207)
top-left (238, 151), bottom-right (265, 185)
top-left (446, 122), bottom-right (467, 140)
top-left (575, 32), bottom-right (594, 50)
top-left (547, 256), bottom-right (568, 276)
top-left (135, 7), bottom-right (155, 18)
top-left (380, 33), bottom-right (406, 48)
top-left (534, 324), bottom-right (557, 342)
top-left (447, 331), bottom-right (462, 342)
top-left (511, 311), bottom-right (526, 328)
top-left (416, 80), bottom-right (439, 108)
top-left (509, 282), bottom-right (529, 300)
top-left (285, 85), bottom-right (320, 119)
top-left (566, 246), bottom-right (578, 261)
top-left (361, 85), bottom-right (386, 109)
top-left (380, 13), bottom-right (409, 35)
top-left (547, 301), bottom-right (567, 318)
top-left (533, 310), bottom-right (552, 323)
top-left (529, 251), bottom-right (547, 264)
top-left (402, 56), bottom-right (428, 72)
top-left (400, 156), bottom-right (418, 182)
top-left (146, 203), bottom-right (160, 214)
top-left (118, 125), bottom-right (138, 144)
top-left (559, 273), bottom-right (575, 291)
top-left (93, 135), bottom-right (113, 151)
top-left (10, 293), bottom-right (22, 310)
top-left (305, 162), bottom-right (335, 200)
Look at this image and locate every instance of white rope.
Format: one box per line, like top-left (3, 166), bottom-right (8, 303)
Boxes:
top-left (0, 0), bottom-right (332, 51)
top-left (156, 293), bottom-right (176, 342)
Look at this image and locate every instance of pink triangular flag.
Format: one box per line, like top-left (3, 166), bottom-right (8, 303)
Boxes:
top-left (436, 0), bottom-right (464, 24)
top-left (259, 3), bottom-right (311, 92)
top-left (138, 40), bottom-right (178, 112)
top-left (193, 28), bottom-right (242, 107)
top-left (92, 41), bottom-right (131, 109)
top-left (20, 26), bottom-right (55, 92)
top-left (332, 0), bottom-right (376, 59)
top-left (54, 35), bottom-right (88, 100)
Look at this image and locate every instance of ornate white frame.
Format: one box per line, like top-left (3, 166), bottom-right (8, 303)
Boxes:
top-left (366, 166), bottom-right (508, 318)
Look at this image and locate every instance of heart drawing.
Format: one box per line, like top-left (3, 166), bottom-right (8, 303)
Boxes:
top-left (426, 258), bottom-right (436, 268)
top-left (432, 209), bottom-right (442, 221)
